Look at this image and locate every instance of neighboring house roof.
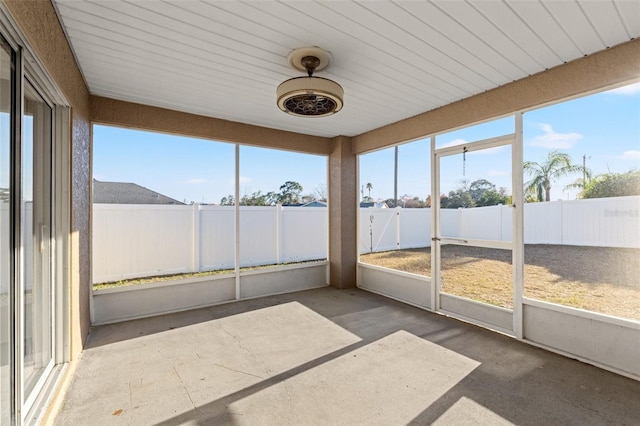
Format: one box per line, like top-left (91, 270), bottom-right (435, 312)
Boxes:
top-left (302, 201), bottom-right (327, 207)
top-left (93, 180), bottom-right (184, 205)
top-left (281, 201), bottom-right (327, 207)
top-left (360, 201), bottom-right (388, 208)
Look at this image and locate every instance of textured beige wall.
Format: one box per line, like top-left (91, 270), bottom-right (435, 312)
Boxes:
top-left (329, 136), bottom-right (357, 289)
top-left (90, 96), bottom-right (333, 156)
top-left (353, 38), bottom-right (640, 154)
top-left (6, 0), bottom-right (91, 359)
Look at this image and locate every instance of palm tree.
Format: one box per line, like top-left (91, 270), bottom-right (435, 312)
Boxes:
top-left (523, 150), bottom-right (589, 202)
top-left (563, 177), bottom-right (592, 198)
top-left (366, 182), bottom-right (373, 199)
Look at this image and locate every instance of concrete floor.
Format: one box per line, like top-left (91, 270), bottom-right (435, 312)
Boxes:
top-left (54, 287), bottom-right (640, 425)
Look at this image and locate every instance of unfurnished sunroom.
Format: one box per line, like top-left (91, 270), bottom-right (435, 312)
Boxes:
top-left (0, 1), bottom-right (639, 424)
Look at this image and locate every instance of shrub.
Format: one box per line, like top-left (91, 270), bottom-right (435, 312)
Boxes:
top-left (581, 170), bottom-right (640, 199)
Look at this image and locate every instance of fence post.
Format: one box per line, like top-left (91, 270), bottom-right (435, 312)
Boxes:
top-left (276, 204), bottom-right (283, 264)
top-left (396, 207), bottom-right (401, 250)
top-left (559, 199), bottom-right (564, 245)
top-left (369, 211), bottom-right (373, 253)
top-left (500, 204), bottom-right (504, 241)
top-left (192, 203), bottom-right (200, 272)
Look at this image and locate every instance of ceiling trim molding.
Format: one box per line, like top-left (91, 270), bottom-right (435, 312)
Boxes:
top-left (352, 38), bottom-right (640, 155)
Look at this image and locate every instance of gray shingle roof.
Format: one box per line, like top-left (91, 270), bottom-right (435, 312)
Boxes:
top-left (93, 180), bottom-right (184, 205)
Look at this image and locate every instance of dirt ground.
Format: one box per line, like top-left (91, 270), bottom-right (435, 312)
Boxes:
top-left (360, 244), bottom-right (640, 321)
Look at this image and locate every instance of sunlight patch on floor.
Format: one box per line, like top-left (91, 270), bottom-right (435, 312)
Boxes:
top-left (63, 301), bottom-right (362, 424)
top-left (432, 396), bottom-right (513, 425)
top-left (225, 330), bottom-right (480, 425)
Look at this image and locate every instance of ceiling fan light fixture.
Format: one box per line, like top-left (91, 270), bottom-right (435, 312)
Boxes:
top-left (276, 47), bottom-right (344, 117)
top-left (277, 76), bottom-right (344, 117)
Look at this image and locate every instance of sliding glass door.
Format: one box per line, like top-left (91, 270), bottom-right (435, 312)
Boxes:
top-left (21, 81), bottom-right (54, 410)
top-left (0, 32), bottom-right (58, 424)
top-left (0, 35), bottom-right (13, 425)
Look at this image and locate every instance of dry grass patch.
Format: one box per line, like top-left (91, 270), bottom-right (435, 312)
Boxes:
top-left (93, 269), bottom-right (234, 290)
top-left (361, 245), bottom-right (640, 321)
top-left (93, 259), bottom-right (327, 290)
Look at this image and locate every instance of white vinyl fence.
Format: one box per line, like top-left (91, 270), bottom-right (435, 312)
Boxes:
top-left (93, 204), bottom-right (328, 283)
top-left (93, 196), bottom-right (639, 283)
top-left (1, 203), bottom-right (34, 293)
top-left (359, 195), bottom-right (640, 253)
top-left (0, 204), bottom-right (6, 293)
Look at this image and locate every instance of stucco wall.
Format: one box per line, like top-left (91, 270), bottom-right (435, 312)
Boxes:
top-left (90, 96), bottom-right (333, 156)
top-left (329, 136), bottom-right (357, 289)
top-left (5, 0), bottom-right (91, 358)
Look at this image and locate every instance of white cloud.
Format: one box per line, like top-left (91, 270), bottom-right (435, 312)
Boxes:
top-left (529, 123), bottom-right (582, 149)
top-left (618, 150), bottom-right (640, 160)
top-left (488, 169), bottom-right (509, 176)
top-left (186, 178), bottom-right (206, 184)
top-left (605, 82), bottom-right (640, 96)
top-left (229, 176), bottom-right (253, 187)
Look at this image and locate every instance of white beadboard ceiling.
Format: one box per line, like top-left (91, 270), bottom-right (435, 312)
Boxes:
top-left (53, 0), bottom-right (640, 138)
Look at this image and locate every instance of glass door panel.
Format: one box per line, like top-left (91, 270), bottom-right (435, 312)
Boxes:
top-left (0, 36), bottom-right (13, 425)
top-left (22, 81), bottom-right (53, 402)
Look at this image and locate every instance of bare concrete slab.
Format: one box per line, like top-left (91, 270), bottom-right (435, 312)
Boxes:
top-left (54, 287), bottom-right (640, 425)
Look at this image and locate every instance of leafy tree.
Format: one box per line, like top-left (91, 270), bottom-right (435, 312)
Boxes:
top-left (581, 170), bottom-right (640, 199)
top-left (469, 179), bottom-right (494, 203)
top-left (524, 193), bottom-right (538, 203)
top-left (476, 190), bottom-right (508, 207)
top-left (440, 179), bottom-right (508, 208)
top-left (239, 190), bottom-right (278, 206)
top-left (240, 191), bottom-right (261, 206)
top-left (219, 195), bottom-right (235, 206)
top-left (564, 177), bottom-right (590, 194)
top-left (315, 184), bottom-right (327, 202)
top-left (222, 181), bottom-right (305, 206)
top-left (404, 196), bottom-right (427, 208)
top-left (441, 188), bottom-right (474, 208)
top-left (277, 181), bottom-right (303, 205)
top-left (468, 179), bottom-right (509, 206)
top-left (524, 150), bottom-right (589, 202)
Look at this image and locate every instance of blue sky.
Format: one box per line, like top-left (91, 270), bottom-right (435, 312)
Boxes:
top-left (93, 128), bottom-right (328, 204)
top-left (1, 116), bottom-right (34, 200)
top-left (94, 82), bottom-right (640, 204)
top-left (361, 82), bottom-right (640, 202)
